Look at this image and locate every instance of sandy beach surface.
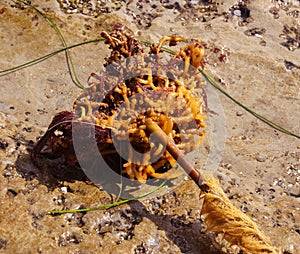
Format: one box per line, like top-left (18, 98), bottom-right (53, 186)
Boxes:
top-left (0, 0), bottom-right (299, 253)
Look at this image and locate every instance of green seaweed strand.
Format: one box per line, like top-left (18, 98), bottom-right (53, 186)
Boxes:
top-left (0, 39), bottom-right (102, 74)
top-left (200, 70), bottom-right (300, 139)
top-left (17, 0), bottom-right (85, 89)
top-left (48, 179), bottom-right (168, 215)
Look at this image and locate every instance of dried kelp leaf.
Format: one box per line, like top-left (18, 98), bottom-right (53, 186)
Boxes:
top-left (200, 176), bottom-right (278, 254)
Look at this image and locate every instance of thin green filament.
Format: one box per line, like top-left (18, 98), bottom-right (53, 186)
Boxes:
top-left (49, 179), bottom-right (168, 215)
top-left (17, 0), bottom-right (85, 89)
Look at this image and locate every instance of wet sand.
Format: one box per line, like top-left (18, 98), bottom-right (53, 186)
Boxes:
top-left (0, 0), bottom-right (299, 253)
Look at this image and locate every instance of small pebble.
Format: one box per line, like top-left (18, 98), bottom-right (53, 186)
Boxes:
top-left (255, 154), bottom-right (266, 162)
top-left (0, 139), bottom-right (8, 150)
top-left (260, 40), bottom-right (266, 46)
top-left (61, 187), bottom-right (68, 194)
top-left (284, 60), bottom-right (299, 70)
top-left (244, 27), bottom-right (266, 36)
top-left (289, 187), bottom-right (300, 197)
top-left (6, 189), bottom-right (18, 198)
top-left (233, 9), bottom-right (241, 17)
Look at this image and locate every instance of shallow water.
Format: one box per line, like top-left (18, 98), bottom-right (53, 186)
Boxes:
top-left (0, 0), bottom-right (299, 253)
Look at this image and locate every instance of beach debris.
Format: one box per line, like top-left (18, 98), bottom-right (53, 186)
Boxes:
top-left (32, 28), bottom-right (278, 253)
top-left (31, 28), bottom-right (206, 183)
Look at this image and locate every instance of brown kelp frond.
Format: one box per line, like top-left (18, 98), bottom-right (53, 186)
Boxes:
top-left (200, 176), bottom-right (278, 254)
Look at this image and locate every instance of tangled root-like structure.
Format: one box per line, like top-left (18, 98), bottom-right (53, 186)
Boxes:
top-left (32, 28), bottom-right (206, 183)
